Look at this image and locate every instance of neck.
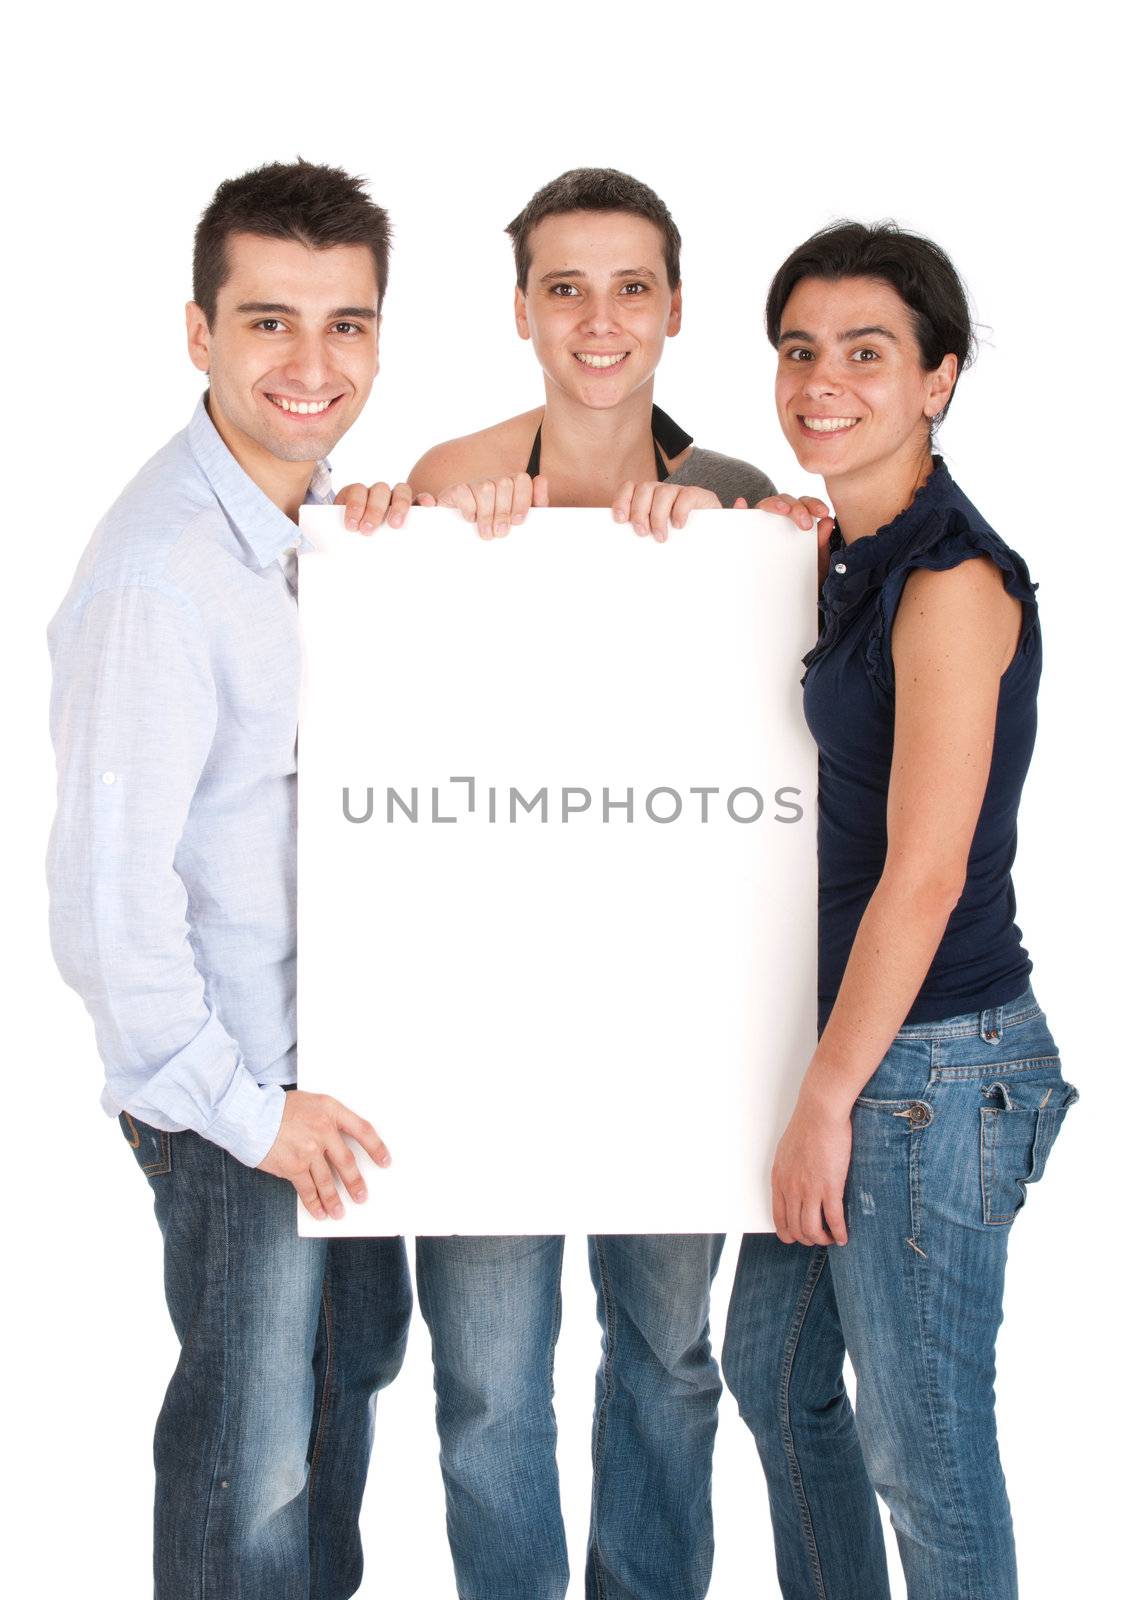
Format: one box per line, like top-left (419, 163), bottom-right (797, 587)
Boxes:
top-left (538, 380), bottom-right (659, 501)
top-left (206, 393), bottom-right (315, 523)
top-left (828, 440), bottom-right (935, 545)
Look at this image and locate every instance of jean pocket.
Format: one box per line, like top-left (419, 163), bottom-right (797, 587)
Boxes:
top-left (118, 1111), bottom-right (172, 1177)
top-left (980, 1071), bottom-right (1078, 1225)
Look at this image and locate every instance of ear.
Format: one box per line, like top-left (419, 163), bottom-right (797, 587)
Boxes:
top-left (924, 352), bottom-right (958, 419)
top-left (666, 281), bottom-right (683, 339)
top-left (186, 302), bottom-right (211, 375)
top-left (514, 284), bottom-right (530, 341)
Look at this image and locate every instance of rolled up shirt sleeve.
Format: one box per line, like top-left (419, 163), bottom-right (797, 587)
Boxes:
top-left (47, 581), bottom-right (286, 1167)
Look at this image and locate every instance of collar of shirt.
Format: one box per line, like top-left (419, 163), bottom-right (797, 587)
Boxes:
top-left (821, 456), bottom-right (955, 618)
top-left (187, 393), bottom-right (333, 568)
top-left (803, 457), bottom-right (955, 674)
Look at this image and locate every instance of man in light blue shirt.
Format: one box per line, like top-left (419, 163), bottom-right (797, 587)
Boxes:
top-left (48, 160), bottom-right (414, 1600)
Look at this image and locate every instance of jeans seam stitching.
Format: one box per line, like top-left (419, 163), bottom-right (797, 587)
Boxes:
top-left (778, 1247), bottom-right (830, 1600)
top-left (142, 1129), bottom-right (172, 1177)
top-left (308, 1276), bottom-right (336, 1494)
top-left (199, 1145), bottom-right (230, 1600)
top-left (910, 1111), bottom-right (982, 1599)
top-left (935, 1054), bottom-right (1060, 1081)
top-left (589, 1237), bottom-right (616, 1600)
top-left (896, 1002), bottom-right (1040, 1041)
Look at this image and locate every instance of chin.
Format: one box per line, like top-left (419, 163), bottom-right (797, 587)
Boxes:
top-left (262, 428), bottom-right (337, 464)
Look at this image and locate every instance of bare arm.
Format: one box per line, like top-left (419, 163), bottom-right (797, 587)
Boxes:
top-left (772, 556), bottom-right (1022, 1245)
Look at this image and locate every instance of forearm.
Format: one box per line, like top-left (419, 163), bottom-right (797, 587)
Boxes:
top-left (803, 867), bottom-right (962, 1112)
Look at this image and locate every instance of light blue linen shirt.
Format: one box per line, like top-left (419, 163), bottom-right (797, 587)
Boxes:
top-left (47, 396), bottom-right (334, 1167)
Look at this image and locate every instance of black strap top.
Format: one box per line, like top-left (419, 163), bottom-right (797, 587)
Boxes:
top-left (525, 405), bottom-right (693, 481)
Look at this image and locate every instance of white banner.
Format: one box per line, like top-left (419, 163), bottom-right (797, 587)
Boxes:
top-left (296, 507), bottom-right (817, 1235)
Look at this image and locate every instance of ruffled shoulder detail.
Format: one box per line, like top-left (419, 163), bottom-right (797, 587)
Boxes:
top-left (865, 502), bottom-right (1039, 693)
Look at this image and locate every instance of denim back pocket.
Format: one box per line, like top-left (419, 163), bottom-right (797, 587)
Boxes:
top-left (980, 1070), bottom-right (1078, 1225)
top-left (118, 1111), bottom-right (172, 1177)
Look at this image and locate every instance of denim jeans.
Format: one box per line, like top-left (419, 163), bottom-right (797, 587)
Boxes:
top-left (120, 1112), bottom-right (412, 1600)
top-left (415, 1232), bottom-right (725, 1600)
top-left (724, 987), bottom-right (1077, 1600)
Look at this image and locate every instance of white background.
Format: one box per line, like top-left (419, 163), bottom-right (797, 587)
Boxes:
top-left (6, 2), bottom-right (1130, 1595)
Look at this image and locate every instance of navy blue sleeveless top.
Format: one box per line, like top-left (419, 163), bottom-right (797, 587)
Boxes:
top-left (803, 459), bottom-right (1041, 1027)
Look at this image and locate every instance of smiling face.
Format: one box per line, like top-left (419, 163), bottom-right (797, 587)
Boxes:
top-left (774, 275), bottom-right (956, 490)
top-left (514, 210), bottom-right (681, 410)
top-left (185, 231), bottom-right (381, 471)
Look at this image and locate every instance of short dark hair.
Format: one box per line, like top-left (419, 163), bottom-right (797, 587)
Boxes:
top-left (192, 159), bottom-right (391, 326)
top-left (506, 168), bottom-right (681, 292)
top-left (765, 221), bottom-right (975, 420)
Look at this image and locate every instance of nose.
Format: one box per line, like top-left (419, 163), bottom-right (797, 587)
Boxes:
top-left (801, 352), bottom-right (843, 400)
top-left (280, 330), bottom-right (334, 393)
top-left (578, 295), bottom-right (623, 339)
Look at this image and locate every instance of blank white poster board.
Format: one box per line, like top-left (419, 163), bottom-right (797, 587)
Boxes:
top-left (296, 506), bottom-right (817, 1235)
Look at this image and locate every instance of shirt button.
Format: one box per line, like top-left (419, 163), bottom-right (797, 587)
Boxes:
top-left (833, 562), bottom-right (847, 575)
top-left (101, 771), bottom-right (116, 785)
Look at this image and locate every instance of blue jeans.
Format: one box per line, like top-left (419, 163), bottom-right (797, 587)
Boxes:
top-left (724, 987), bottom-right (1077, 1600)
top-left (120, 1112), bottom-right (412, 1600)
top-left (415, 1233), bottom-right (725, 1600)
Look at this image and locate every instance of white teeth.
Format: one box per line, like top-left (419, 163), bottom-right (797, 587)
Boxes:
top-left (574, 352), bottom-right (628, 368)
top-left (801, 416), bottom-right (859, 432)
top-left (270, 395), bottom-right (333, 415)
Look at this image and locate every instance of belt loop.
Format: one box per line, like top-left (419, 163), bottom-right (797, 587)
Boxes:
top-left (980, 1003), bottom-right (1003, 1044)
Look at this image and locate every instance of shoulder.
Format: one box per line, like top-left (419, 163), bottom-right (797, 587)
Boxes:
top-left (893, 558), bottom-right (1022, 676)
top-left (893, 467), bottom-right (1038, 622)
top-left (54, 431), bottom-right (222, 622)
top-left (408, 409), bottom-right (543, 493)
top-left (667, 447), bottom-right (776, 506)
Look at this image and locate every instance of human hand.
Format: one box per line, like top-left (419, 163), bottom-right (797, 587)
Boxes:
top-left (757, 493), bottom-right (836, 586)
top-left (771, 1081), bottom-right (851, 1247)
top-left (257, 1090), bottom-right (391, 1221)
top-left (335, 481), bottom-right (417, 532)
top-left (428, 472), bottom-right (551, 539)
top-left (613, 482), bottom-right (724, 542)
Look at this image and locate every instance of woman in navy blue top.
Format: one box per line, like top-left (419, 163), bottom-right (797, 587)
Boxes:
top-left (722, 224), bottom-right (1078, 1600)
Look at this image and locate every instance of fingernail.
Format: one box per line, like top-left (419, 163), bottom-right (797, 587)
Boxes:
top-left (354, 1188), bottom-right (368, 1203)
top-left (332, 1203), bottom-right (344, 1219)
top-left (494, 522), bottom-right (507, 537)
top-left (346, 516), bottom-right (358, 530)
top-left (389, 514), bottom-right (403, 528)
top-left (511, 513), bottom-right (525, 524)
top-left (774, 498), bottom-right (789, 509)
top-left (378, 1152), bottom-right (391, 1167)
top-left (614, 510), bottom-right (626, 522)
top-left (360, 520), bottom-right (373, 532)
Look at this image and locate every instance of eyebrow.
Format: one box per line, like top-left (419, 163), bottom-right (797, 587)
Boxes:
top-left (777, 324), bottom-right (897, 346)
top-left (536, 267), bottom-right (660, 284)
top-left (235, 301), bottom-right (377, 319)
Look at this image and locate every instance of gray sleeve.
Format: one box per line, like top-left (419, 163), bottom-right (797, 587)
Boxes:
top-left (666, 447), bottom-right (776, 506)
